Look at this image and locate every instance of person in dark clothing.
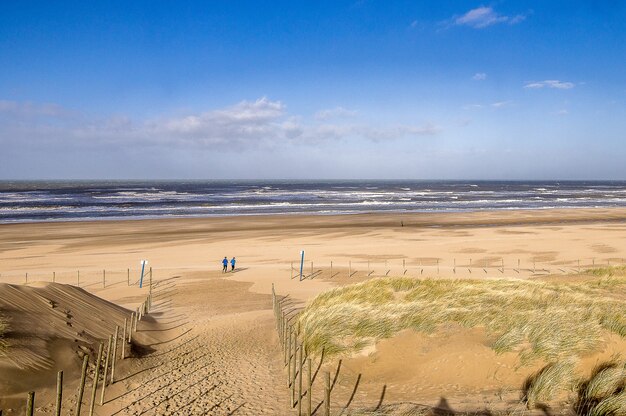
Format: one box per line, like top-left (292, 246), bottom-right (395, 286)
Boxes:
top-left (222, 256), bottom-right (228, 273)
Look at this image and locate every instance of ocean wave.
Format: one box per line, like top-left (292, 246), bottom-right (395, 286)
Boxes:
top-left (2, 180), bottom-right (626, 223)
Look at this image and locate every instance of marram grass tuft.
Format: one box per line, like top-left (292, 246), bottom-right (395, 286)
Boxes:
top-left (299, 275), bottom-right (626, 363)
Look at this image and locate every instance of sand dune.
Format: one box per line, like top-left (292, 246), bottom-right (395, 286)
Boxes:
top-left (2, 209), bottom-right (626, 414)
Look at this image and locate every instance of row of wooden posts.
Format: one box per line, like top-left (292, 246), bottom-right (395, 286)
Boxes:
top-left (272, 284), bottom-right (332, 416)
top-left (8, 273), bottom-right (154, 416)
top-left (291, 257), bottom-right (623, 280)
top-left (11, 268), bottom-right (141, 288)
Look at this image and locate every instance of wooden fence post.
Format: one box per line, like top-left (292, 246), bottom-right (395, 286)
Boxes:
top-left (102, 269), bottom-right (106, 288)
top-left (279, 310), bottom-right (284, 347)
top-left (324, 371), bottom-right (331, 416)
top-left (297, 347), bottom-right (303, 415)
top-left (100, 335), bottom-right (113, 404)
top-left (111, 325), bottom-right (119, 383)
top-left (53, 271), bottom-right (56, 283)
top-left (127, 268), bottom-right (130, 286)
top-left (75, 354), bottom-right (89, 415)
top-left (286, 324), bottom-right (292, 369)
top-left (26, 391), bottom-right (35, 416)
top-left (132, 311), bottom-right (138, 333)
top-left (129, 313), bottom-right (135, 341)
top-left (287, 326), bottom-right (293, 383)
top-left (122, 318), bottom-right (128, 357)
top-left (88, 342), bottom-right (104, 416)
top-left (290, 343), bottom-right (297, 408)
top-left (307, 358), bottom-right (312, 416)
top-left (55, 370), bottom-right (63, 416)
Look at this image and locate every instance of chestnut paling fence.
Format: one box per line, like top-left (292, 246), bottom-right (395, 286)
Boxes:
top-left (272, 284), bottom-right (330, 416)
top-left (0, 268), bottom-right (154, 416)
top-left (272, 285), bottom-right (423, 416)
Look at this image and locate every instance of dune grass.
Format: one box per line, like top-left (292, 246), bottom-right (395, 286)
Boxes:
top-left (575, 360), bottom-right (626, 415)
top-left (298, 273), bottom-right (626, 363)
top-left (521, 360), bottom-right (576, 409)
top-left (585, 265), bottom-right (626, 278)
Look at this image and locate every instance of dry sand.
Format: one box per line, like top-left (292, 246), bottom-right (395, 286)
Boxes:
top-left (1, 208), bottom-right (626, 414)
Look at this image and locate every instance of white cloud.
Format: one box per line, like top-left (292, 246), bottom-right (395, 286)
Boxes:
top-left (472, 72), bottom-right (487, 81)
top-left (463, 101), bottom-right (512, 110)
top-left (307, 123), bottom-right (439, 142)
top-left (509, 14), bottom-right (526, 24)
top-left (524, 80), bottom-right (575, 89)
top-left (556, 109), bottom-right (569, 115)
top-left (0, 98), bottom-right (440, 150)
top-left (452, 7), bottom-right (526, 29)
top-left (314, 106), bottom-right (357, 120)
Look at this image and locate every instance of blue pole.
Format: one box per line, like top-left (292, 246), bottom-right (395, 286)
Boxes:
top-left (139, 261), bottom-right (146, 288)
top-left (299, 250), bottom-right (305, 281)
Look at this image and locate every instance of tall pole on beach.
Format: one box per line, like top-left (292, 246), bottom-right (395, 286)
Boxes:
top-left (139, 260), bottom-right (147, 288)
top-left (299, 251), bottom-right (305, 281)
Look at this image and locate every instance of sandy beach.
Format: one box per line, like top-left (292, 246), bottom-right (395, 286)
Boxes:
top-left (2, 208), bottom-right (626, 414)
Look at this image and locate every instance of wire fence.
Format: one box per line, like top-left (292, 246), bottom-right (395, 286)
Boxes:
top-left (289, 256), bottom-right (626, 281)
top-left (0, 267), bottom-right (150, 288)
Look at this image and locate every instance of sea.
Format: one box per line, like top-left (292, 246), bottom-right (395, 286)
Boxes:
top-left (1, 180), bottom-right (626, 223)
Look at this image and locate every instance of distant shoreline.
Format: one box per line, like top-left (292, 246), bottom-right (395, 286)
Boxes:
top-left (2, 206), bottom-right (626, 229)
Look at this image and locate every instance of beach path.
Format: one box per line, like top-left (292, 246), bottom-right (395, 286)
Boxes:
top-left (100, 271), bottom-right (289, 416)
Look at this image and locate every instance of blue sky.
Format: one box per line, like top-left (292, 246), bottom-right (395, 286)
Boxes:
top-left (1, 1), bottom-right (625, 179)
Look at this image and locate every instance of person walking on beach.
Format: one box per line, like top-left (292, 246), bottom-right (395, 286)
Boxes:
top-left (222, 256), bottom-right (228, 273)
top-left (230, 257), bottom-right (236, 272)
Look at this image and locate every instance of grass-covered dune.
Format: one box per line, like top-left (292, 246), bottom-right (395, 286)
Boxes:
top-left (298, 269), bottom-right (626, 412)
top-left (299, 271), bottom-right (626, 362)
